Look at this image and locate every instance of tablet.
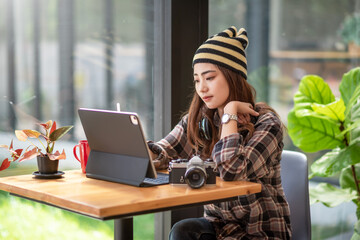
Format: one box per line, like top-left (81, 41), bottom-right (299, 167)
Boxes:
top-left (78, 108), bottom-right (167, 186)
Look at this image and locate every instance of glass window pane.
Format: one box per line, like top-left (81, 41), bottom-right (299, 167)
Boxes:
top-left (0, 0), bottom-right (155, 175)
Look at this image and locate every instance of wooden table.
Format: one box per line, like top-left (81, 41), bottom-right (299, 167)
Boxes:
top-left (0, 170), bottom-right (262, 239)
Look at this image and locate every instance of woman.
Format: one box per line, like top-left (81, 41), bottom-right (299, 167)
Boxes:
top-left (148, 26), bottom-right (291, 240)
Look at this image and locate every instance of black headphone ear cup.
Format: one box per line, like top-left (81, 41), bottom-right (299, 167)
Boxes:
top-left (199, 117), bottom-right (212, 141)
top-left (204, 117), bottom-right (212, 140)
top-left (199, 120), bottom-right (205, 139)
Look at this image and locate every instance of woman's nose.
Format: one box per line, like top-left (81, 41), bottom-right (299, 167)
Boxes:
top-left (199, 80), bottom-right (208, 92)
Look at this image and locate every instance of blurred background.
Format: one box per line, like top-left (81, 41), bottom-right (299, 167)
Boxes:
top-left (0, 0), bottom-right (359, 239)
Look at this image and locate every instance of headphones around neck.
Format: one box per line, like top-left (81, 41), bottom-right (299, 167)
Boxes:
top-left (199, 116), bottom-right (212, 141)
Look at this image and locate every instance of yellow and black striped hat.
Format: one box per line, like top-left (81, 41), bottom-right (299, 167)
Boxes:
top-left (193, 26), bottom-right (248, 80)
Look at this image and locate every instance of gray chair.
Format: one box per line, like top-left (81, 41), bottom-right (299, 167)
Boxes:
top-left (281, 150), bottom-right (311, 240)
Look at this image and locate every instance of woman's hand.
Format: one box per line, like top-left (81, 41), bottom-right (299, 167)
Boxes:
top-left (223, 101), bottom-right (259, 118)
top-left (149, 149), bottom-right (158, 161)
top-left (220, 101), bottom-right (259, 139)
top-left (148, 147), bottom-right (161, 169)
top-left (237, 113), bottom-right (250, 125)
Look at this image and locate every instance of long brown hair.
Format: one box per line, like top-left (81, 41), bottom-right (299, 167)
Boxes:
top-left (186, 65), bottom-right (280, 158)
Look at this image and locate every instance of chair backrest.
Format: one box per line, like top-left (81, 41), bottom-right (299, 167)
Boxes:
top-left (281, 150), bottom-right (311, 240)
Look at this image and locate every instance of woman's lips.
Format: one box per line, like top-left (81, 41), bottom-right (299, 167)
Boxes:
top-left (203, 96), bottom-right (212, 102)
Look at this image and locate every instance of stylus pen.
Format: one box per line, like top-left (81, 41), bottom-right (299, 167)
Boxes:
top-left (116, 103), bottom-right (121, 112)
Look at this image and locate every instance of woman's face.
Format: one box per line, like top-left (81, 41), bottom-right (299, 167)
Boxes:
top-left (193, 63), bottom-right (230, 111)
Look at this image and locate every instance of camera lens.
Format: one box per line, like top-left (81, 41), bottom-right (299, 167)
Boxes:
top-left (185, 167), bottom-right (206, 189)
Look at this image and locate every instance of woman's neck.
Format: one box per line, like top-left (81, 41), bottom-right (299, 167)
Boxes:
top-left (217, 107), bottom-right (224, 117)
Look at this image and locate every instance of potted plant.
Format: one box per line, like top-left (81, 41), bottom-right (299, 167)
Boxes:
top-left (287, 67), bottom-right (360, 238)
top-left (0, 120), bottom-right (73, 176)
top-left (338, 12), bottom-right (360, 54)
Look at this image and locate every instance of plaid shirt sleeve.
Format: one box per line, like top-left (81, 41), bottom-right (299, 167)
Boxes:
top-left (148, 115), bottom-right (194, 169)
top-left (212, 112), bottom-right (284, 181)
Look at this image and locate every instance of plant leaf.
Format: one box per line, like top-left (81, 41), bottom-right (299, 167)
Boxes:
top-left (349, 99), bottom-right (360, 142)
top-left (39, 120), bottom-right (52, 131)
top-left (342, 138), bottom-right (360, 162)
top-left (352, 226), bottom-right (360, 240)
top-left (357, 207), bottom-right (360, 224)
top-left (294, 75), bottom-right (335, 107)
top-left (311, 139), bottom-right (360, 177)
top-left (287, 110), bottom-right (344, 152)
top-left (18, 148), bottom-right (39, 162)
top-left (49, 126), bottom-right (73, 142)
top-left (0, 158), bottom-right (11, 171)
top-left (352, 233), bottom-right (360, 240)
top-left (340, 67), bottom-right (360, 107)
top-left (345, 84), bottom-right (360, 120)
top-left (11, 149), bottom-right (23, 161)
top-left (310, 148), bottom-right (341, 177)
top-left (16, 130), bottom-right (41, 141)
top-left (15, 130), bottom-right (28, 141)
top-left (355, 219), bottom-right (360, 235)
top-left (50, 121), bottom-right (57, 135)
top-left (337, 120), bottom-right (360, 139)
top-left (295, 108), bottom-right (339, 124)
top-left (48, 149), bottom-right (66, 160)
top-left (312, 98), bottom-right (346, 122)
top-left (23, 130), bottom-right (41, 138)
top-left (309, 183), bottom-right (357, 207)
top-left (340, 164), bottom-right (360, 192)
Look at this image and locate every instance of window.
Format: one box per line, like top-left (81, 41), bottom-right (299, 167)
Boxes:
top-left (0, 1), bottom-right (157, 239)
top-left (0, 0), bottom-right (155, 175)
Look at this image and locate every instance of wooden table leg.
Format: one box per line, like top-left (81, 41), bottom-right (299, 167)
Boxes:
top-left (114, 217), bottom-right (133, 240)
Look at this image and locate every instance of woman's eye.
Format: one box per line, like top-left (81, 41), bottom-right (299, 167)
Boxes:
top-left (193, 79), bottom-right (199, 84)
top-left (206, 77), bottom-right (214, 81)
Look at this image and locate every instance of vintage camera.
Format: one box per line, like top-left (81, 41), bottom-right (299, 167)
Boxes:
top-left (168, 156), bottom-right (216, 189)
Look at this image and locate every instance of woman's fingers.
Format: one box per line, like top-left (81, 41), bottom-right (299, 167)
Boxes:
top-left (237, 114), bottom-right (250, 124)
top-left (224, 101), bottom-right (259, 116)
top-left (248, 108), bottom-right (259, 116)
top-left (239, 103), bottom-right (259, 116)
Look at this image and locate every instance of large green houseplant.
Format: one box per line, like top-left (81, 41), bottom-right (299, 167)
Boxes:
top-left (288, 67), bottom-right (360, 239)
top-left (0, 120), bottom-right (73, 173)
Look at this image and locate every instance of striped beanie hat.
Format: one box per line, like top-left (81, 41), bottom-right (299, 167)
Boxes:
top-left (193, 26), bottom-right (248, 80)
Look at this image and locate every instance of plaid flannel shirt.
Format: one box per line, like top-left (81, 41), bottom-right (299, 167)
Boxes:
top-left (148, 112), bottom-right (292, 239)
